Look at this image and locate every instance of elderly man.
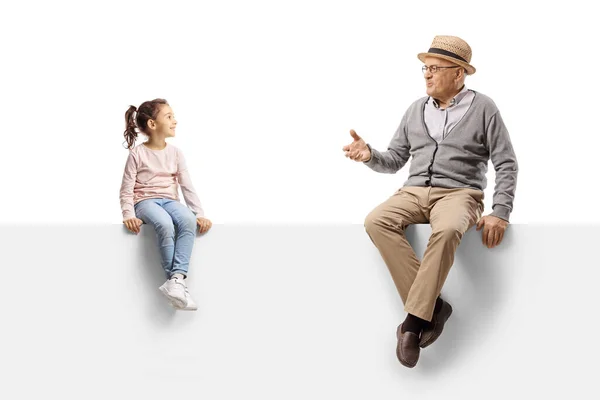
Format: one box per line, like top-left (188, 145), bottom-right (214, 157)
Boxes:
top-left (343, 35), bottom-right (518, 368)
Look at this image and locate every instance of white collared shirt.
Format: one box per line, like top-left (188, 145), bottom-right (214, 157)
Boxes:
top-left (424, 85), bottom-right (475, 143)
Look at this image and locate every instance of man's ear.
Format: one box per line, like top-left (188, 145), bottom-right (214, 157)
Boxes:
top-left (455, 68), bottom-right (466, 83)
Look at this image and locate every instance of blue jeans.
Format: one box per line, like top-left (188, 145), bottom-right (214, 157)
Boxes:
top-left (134, 198), bottom-right (197, 278)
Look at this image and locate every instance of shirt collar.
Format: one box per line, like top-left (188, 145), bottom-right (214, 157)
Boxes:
top-left (430, 85), bottom-right (469, 109)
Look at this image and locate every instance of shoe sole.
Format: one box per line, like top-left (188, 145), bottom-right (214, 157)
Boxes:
top-left (167, 298), bottom-right (197, 311)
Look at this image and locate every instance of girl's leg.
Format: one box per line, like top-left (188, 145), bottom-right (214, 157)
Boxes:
top-left (134, 199), bottom-right (188, 309)
top-left (161, 200), bottom-right (197, 277)
top-left (134, 199), bottom-right (176, 279)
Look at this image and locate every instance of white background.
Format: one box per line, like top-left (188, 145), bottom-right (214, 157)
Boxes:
top-left (1, 0), bottom-right (597, 224)
top-left (2, 2), bottom-right (599, 397)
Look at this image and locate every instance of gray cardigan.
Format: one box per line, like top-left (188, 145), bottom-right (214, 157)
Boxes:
top-left (365, 91), bottom-right (518, 221)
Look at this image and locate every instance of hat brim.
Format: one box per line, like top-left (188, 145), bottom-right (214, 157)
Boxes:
top-left (417, 53), bottom-right (476, 75)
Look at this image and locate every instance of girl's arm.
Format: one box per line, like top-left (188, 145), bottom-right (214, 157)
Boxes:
top-left (176, 148), bottom-right (205, 218)
top-left (119, 152), bottom-right (138, 221)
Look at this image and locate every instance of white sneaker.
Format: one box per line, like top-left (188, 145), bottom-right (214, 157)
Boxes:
top-left (159, 277), bottom-right (187, 309)
top-left (182, 287), bottom-right (198, 311)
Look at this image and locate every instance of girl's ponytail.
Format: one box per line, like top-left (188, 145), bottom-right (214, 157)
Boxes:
top-left (123, 105), bottom-right (138, 150)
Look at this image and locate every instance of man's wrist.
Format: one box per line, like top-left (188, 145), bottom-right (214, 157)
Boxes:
top-left (363, 144), bottom-right (373, 163)
top-left (490, 205), bottom-right (511, 222)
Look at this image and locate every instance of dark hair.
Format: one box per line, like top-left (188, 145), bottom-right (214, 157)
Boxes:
top-left (123, 98), bottom-right (169, 149)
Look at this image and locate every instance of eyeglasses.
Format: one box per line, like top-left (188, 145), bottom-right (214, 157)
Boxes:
top-left (422, 65), bottom-right (460, 74)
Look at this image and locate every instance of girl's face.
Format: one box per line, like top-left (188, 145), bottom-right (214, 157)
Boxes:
top-left (149, 105), bottom-right (177, 138)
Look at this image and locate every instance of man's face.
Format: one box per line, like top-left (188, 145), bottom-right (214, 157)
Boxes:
top-left (423, 56), bottom-right (462, 99)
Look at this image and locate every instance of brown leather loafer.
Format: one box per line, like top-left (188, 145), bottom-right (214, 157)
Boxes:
top-left (419, 298), bottom-right (453, 348)
top-left (396, 324), bottom-right (420, 368)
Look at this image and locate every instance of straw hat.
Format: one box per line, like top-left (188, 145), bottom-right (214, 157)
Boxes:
top-left (418, 35), bottom-right (476, 75)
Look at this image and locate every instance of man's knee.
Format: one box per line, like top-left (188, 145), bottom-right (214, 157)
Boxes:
top-left (364, 209), bottom-right (380, 233)
top-left (364, 208), bottom-right (400, 234)
top-left (432, 226), bottom-right (463, 243)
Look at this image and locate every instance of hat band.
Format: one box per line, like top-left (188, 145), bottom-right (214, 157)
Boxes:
top-left (427, 47), bottom-right (468, 63)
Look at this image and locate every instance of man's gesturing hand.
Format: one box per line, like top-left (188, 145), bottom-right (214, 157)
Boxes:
top-left (343, 130), bottom-right (371, 162)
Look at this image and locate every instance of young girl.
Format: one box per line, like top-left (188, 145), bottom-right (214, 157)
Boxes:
top-left (119, 98), bottom-right (212, 311)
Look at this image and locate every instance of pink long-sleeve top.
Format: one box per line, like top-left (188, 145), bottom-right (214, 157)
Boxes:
top-left (119, 143), bottom-right (205, 221)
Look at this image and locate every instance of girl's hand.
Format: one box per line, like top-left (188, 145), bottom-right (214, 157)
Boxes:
top-left (124, 218), bottom-right (144, 234)
top-left (197, 217), bottom-right (212, 234)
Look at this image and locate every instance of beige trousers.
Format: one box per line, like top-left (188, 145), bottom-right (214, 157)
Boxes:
top-left (364, 186), bottom-right (484, 321)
